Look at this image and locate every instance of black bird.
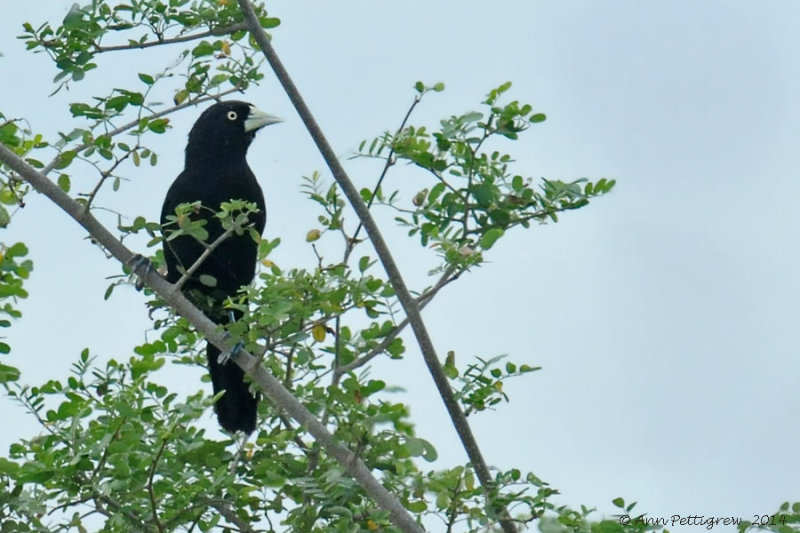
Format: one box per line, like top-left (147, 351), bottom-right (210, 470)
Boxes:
top-left (160, 100), bottom-right (281, 434)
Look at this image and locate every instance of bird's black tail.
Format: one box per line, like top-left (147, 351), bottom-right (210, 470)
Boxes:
top-left (206, 341), bottom-right (258, 434)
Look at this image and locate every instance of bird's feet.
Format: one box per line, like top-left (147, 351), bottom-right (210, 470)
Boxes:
top-left (217, 340), bottom-right (245, 365)
top-left (128, 254), bottom-right (152, 291)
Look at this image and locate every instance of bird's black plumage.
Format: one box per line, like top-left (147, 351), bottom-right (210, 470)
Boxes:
top-left (160, 100), bottom-right (280, 434)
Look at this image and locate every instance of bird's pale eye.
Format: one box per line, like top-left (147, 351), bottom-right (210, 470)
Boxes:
top-left (226, 110), bottom-right (238, 121)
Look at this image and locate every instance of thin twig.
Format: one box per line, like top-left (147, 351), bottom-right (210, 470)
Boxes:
top-left (172, 225), bottom-right (236, 291)
top-left (235, 3), bottom-right (518, 531)
top-left (84, 145), bottom-right (137, 209)
top-left (42, 87), bottom-right (241, 176)
top-left (93, 492), bottom-right (148, 531)
top-left (89, 420), bottom-right (126, 484)
top-left (146, 437), bottom-right (169, 533)
top-left (93, 22), bottom-right (249, 53)
top-left (211, 500), bottom-right (257, 533)
top-left (346, 93), bottom-right (421, 261)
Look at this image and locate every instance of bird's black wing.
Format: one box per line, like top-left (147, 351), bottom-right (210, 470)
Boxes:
top-left (161, 164), bottom-right (265, 434)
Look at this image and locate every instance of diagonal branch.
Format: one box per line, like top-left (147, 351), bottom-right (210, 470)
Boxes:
top-left (0, 143), bottom-right (424, 533)
top-left (171, 226), bottom-right (236, 291)
top-left (234, 2), bottom-right (518, 532)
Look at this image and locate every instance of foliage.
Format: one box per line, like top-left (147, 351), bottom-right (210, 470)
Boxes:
top-left (0, 241), bottom-right (31, 381)
top-left (0, 2), bottom-right (742, 533)
top-left (357, 81), bottom-right (615, 271)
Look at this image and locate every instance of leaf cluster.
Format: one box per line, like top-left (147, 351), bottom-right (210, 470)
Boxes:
top-left (358, 81), bottom-right (615, 272)
top-left (0, 242), bottom-right (31, 381)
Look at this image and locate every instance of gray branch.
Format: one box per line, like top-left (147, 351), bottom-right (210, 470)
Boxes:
top-left (234, 2), bottom-right (518, 532)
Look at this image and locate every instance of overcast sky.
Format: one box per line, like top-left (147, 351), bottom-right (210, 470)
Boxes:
top-left (2, 2), bottom-right (799, 532)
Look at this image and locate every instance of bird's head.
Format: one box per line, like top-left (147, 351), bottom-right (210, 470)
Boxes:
top-left (185, 100), bottom-right (282, 165)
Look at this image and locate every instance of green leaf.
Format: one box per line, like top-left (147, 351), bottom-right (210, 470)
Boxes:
top-left (428, 182), bottom-right (446, 204)
top-left (192, 41), bottom-right (214, 57)
top-left (62, 4), bottom-right (85, 30)
top-left (198, 274), bottom-right (217, 287)
top-left (592, 520), bottom-right (625, 533)
top-left (0, 363), bottom-right (20, 383)
top-left (7, 242), bottom-right (28, 258)
top-left (530, 113), bottom-right (546, 123)
top-left (612, 497), bottom-right (625, 509)
top-left (306, 229), bottom-right (321, 242)
top-left (54, 150), bottom-right (77, 170)
top-left (407, 500), bottom-right (427, 513)
top-left (260, 16), bottom-right (281, 28)
top-left (57, 174), bottom-right (70, 192)
top-left (419, 438), bottom-right (438, 461)
top-left (174, 88), bottom-right (189, 105)
top-left (462, 111), bottom-right (483, 124)
top-left (479, 228), bottom-right (504, 250)
top-left (138, 73), bottom-right (155, 85)
top-left (105, 95), bottom-right (129, 112)
top-left (0, 457), bottom-right (19, 475)
top-left (147, 118), bottom-right (169, 134)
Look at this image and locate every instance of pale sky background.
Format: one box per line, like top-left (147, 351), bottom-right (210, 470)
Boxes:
top-left (2, 1), bottom-right (799, 532)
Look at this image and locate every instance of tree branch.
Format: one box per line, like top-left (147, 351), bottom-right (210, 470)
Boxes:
top-left (42, 87), bottom-right (241, 176)
top-left (93, 492), bottom-right (148, 531)
top-left (146, 437), bottom-right (168, 533)
top-left (83, 144), bottom-right (137, 208)
top-left (172, 225), bottom-right (236, 291)
top-left (234, 2), bottom-right (518, 531)
top-left (211, 500), bottom-right (257, 533)
top-left (0, 143), bottom-right (423, 533)
top-left (93, 22), bottom-right (249, 53)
